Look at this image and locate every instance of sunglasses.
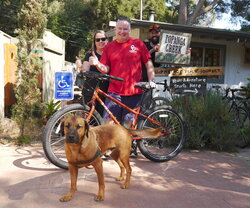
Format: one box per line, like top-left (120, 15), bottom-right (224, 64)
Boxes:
top-left (95, 37), bottom-right (107, 42)
top-left (149, 25), bottom-right (160, 30)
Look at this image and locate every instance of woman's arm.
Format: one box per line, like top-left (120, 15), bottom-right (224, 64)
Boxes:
top-left (75, 56), bottom-right (83, 70)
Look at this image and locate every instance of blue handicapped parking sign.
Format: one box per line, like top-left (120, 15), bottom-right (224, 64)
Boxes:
top-left (55, 72), bottom-right (74, 100)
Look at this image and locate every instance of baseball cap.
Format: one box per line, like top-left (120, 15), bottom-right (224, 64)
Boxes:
top-left (149, 25), bottom-right (160, 32)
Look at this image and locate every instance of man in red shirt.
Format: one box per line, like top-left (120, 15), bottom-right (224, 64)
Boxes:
top-left (89, 17), bottom-right (156, 125)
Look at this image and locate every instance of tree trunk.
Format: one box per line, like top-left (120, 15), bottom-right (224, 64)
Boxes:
top-left (178, 0), bottom-right (221, 25)
top-left (178, 0), bottom-right (188, 24)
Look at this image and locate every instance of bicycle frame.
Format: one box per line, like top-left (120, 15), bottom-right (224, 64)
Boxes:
top-left (227, 89), bottom-right (249, 114)
top-left (85, 86), bottom-right (167, 137)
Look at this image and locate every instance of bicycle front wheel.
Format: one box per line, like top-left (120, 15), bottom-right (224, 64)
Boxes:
top-left (137, 105), bottom-right (187, 162)
top-left (232, 106), bottom-right (250, 148)
top-left (42, 104), bottom-right (104, 169)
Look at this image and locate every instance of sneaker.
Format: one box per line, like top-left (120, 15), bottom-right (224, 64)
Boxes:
top-left (130, 151), bottom-right (138, 158)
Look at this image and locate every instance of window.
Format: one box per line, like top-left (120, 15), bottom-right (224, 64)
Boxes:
top-left (190, 43), bottom-right (226, 83)
top-left (205, 48), bottom-right (220, 66)
top-left (190, 43), bottom-right (225, 67)
top-left (190, 47), bottom-right (203, 66)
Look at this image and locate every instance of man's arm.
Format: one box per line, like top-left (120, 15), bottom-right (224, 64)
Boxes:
top-left (145, 59), bottom-right (156, 87)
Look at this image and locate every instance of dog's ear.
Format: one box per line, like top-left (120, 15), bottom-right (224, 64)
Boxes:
top-left (84, 120), bottom-right (89, 137)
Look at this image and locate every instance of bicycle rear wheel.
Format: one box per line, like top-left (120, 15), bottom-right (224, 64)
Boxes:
top-left (150, 97), bottom-right (169, 108)
top-left (232, 106), bottom-right (250, 148)
top-left (42, 104), bottom-right (104, 169)
top-left (137, 105), bottom-right (187, 162)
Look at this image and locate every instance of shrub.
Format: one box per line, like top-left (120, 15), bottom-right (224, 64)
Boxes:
top-left (42, 100), bottom-right (61, 121)
top-left (171, 90), bottom-right (238, 151)
top-left (16, 135), bottom-right (32, 145)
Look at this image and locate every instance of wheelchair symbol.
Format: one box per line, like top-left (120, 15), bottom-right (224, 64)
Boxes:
top-left (58, 76), bottom-right (70, 88)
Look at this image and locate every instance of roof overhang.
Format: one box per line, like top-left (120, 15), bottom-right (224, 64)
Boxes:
top-left (130, 19), bottom-right (250, 44)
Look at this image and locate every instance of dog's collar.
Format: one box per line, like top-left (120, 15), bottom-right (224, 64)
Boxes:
top-left (68, 147), bottom-right (102, 166)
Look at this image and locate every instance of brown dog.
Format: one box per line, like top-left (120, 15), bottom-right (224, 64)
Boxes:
top-left (59, 115), bottom-right (161, 202)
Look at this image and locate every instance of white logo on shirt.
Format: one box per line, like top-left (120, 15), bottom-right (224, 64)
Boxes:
top-left (129, 45), bottom-right (137, 53)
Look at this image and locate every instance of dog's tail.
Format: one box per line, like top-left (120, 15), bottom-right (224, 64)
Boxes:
top-left (127, 128), bottom-right (162, 138)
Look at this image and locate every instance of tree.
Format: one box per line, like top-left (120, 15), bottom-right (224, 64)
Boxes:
top-left (47, 0), bottom-right (101, 61)
top-left (45, 0), bottom-right (168, 61)
top-left (174, 0), bottom-right (228, 25)
top-left (0, 0), bottom-right (22, 36)
top-left (230, 0), bottom-right (250, 32)
top-left (12, 0), bottom-right (47, 137)
top-left (98, 0), bottom-right (167, 25)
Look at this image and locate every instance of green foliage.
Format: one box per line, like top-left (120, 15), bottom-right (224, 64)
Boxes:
top-left (172, 90), bottom-right (239, 151)
top-left (46, 0), bottom-right (101, 60)
top-left (103, 0), bottom-right (167, 22)
top-left (43, 100), bottom-right (61, 120)
top-left (12, 0), bottom-right (47, 138)
top-left (230, 0), bottom-right (249, 31)
top-left (46, 0), bottom-right (170, 61)
top-left (246, 78), bottom-right (250, 90)
top-left (0, 0), bottom-right (22, 37)
top-left (16, 135), bottom-right (32, 145)
top-left (240, 78), bottom-right (250, 100)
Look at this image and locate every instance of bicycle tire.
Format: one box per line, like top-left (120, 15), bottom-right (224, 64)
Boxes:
top-left (150, 97), bottom-right (169, 108)
top-left (231, 106), bottom-right (250, 148)
top-left (137, 105), bottom-right (187, 162)
top-left (42, 103), bottom-right (104, 169)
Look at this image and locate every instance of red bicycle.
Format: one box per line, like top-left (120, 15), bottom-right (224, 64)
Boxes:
top-left (42, 72), bottom-right (187, 169)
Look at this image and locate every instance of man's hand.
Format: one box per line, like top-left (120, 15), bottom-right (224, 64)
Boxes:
top-left (150, 44), bottom-right (160, 53)
top-left (149, 80), bottom-right (156, 88)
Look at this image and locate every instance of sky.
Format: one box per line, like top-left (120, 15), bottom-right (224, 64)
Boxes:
top-left (211, 13), bottom-right (241, 30)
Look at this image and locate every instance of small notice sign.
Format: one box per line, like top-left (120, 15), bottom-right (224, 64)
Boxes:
top-left (170, 76), bottom-right (207, 95)
top-left (55, 72), bottom-right (73, 100)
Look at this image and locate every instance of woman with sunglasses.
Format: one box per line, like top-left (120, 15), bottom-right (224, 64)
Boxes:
top-left (76, 30), bottom-right (109, 116)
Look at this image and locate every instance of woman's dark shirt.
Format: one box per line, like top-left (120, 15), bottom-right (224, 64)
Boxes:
top-left (82, 50), bottom-right (109, 115)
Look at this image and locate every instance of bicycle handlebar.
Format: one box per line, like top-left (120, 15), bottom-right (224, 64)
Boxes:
top-left (135, 80), bottom-right (169, 91)
top-left (79, 71), bottom-right (124, 82)
top-left (212, 85), bottom-right (250, 100)
top-left (222, 88), bottom-right (250, 100)
top-left (156, 80), bottom-right (169, 92)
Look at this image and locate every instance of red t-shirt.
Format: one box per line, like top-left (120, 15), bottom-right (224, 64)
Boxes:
top-left (100, 37), bottom-right (151, 96)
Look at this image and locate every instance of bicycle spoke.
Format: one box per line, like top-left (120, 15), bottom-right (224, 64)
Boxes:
top-left (137, 106), bottom-right (186, 162)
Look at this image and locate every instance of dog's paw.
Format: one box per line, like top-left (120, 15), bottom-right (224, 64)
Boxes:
top-left (59, 195), bottom-right (72, 202)
top-left (94, 195), bottom-right (104, 201)
top-left (121, 183), bottom-right (129, 189)
top-left (116, 176), bottom-right (124, 181)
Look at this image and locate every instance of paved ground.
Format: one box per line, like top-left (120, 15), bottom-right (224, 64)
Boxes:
top-left (0, 143), bottom-right (249, 208)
